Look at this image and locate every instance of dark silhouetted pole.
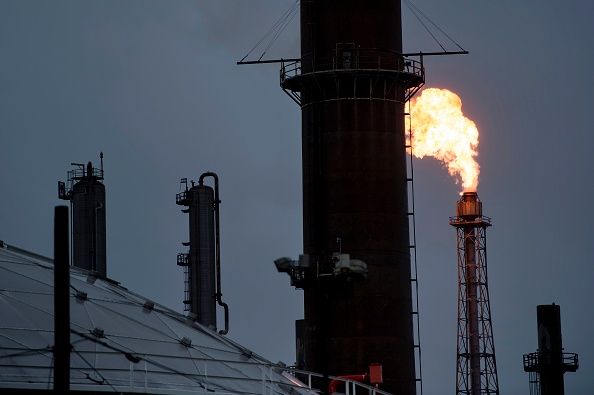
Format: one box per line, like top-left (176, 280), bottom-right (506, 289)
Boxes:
top-left (538, 305), bottom-right (564, 395)
top-left (54, 205), bottom-right (70, 392)
top-left (523, 304), bottom-right (579, 395)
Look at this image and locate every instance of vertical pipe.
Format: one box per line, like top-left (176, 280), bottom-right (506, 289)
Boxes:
top-left (88, 163), bottom-right (96, 273)
top-left (54, 205), bottom-right (70, 392)
top-left (199, 172), bottom-right (229, 335)
top-left (537, 304), bottom-right (564, 395)
top-left (465, 227), bottom-right (480, 395)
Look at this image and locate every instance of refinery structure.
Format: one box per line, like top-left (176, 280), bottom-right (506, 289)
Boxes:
top-left (277, 1), bottom-right (423, 393)
top-left (0, 1), bottom-right (581, 395)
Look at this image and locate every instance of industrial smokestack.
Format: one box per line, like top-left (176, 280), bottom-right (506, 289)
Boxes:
top-left (176, 173), bottom-right (229, 334)
top-left (58, 154), bottom-right (107, 277)
top-left (450, 192), bottom-right (499, 395)
top-left (523, 304), bottom-right (578, 395)
top-left (53, 205), bottom-right (70, 392)
top-left (278, 1), bottom-right (425, 393)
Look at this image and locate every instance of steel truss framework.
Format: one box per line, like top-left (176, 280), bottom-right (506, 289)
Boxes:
top-left (453, 220), bottom-right (500, 395)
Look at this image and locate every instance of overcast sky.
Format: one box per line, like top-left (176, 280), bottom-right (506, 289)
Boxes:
top-left (1, 1), bottom-right (593, 394)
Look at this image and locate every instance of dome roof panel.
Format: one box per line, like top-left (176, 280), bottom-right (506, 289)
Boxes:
top-left (0, 243), bottom-right (311, 395)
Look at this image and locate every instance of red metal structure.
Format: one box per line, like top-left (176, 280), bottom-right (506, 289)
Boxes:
top-left (450, 192), bottom-right (499, 395)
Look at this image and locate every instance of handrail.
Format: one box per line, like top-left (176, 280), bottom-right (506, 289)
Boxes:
top-left (67, 167), bottom-right (104, 181)
top-left (281, 368), bottom-right (393, 395)
top-left (280, 48), bottom-right (424, 84)
top-left (523, 351), bottom-right (579, 372)
top-left (175, 190), bottom-right (190, 205)
top-left (449, 215), bottom-right (492, 226)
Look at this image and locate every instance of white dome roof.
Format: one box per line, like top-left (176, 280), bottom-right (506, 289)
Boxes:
top-left (0, 242), bottom-right (308, 395)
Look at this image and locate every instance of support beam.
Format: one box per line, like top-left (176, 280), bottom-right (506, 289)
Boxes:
top-left (53, 205), bottom-right (70, 392)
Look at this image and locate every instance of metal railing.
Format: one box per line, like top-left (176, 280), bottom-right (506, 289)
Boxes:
top-left (176, 190), bottom-right (190, 205)
top-left (59, 165), bottom-right (105, 198)
top-left (280, 48), bottom-right (424, 84)
top-left (67, 167), bottom-right (104, 181)
top-left (523, 352), bottom-right (579, 372)
top-left (449, 215), bottom-right (492, 227)
top-left (177, 253), bottom-right (189, 266)
top-left (283, 368), bottom-right (393, 395)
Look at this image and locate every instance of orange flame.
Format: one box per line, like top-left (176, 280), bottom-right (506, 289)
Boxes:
top-left (406, 88), bottom-right (480, 192)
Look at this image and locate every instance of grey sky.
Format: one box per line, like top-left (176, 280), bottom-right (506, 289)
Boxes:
top-left (1, 1), bottom-right (593, 394)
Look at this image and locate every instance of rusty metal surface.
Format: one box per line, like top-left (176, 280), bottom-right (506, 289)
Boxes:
top-left (451, 194), bottom-right (499, 395)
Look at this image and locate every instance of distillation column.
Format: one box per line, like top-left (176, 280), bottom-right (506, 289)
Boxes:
top-left (176, 173), bottom-right (229, 334)
top-left (58, 157), bottom-right (107, 277)
top-left (176, 181), bottom-right (217, 328)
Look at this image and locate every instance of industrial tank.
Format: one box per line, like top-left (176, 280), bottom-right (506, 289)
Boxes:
top-left (188, 184), bottom-right (217, 328)
top-left (176, 177), bottom-right (220, 330)
top-left (60, 160), bottom-right (107, 277)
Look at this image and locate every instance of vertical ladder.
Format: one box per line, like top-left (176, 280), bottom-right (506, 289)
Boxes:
top-left (528, 370), bottom-right (540, 395)
top-left (405, 105), bottom-right (423, 395)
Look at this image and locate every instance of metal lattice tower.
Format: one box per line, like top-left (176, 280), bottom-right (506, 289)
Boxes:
top-left (450, 192), bottom-right (499, 395)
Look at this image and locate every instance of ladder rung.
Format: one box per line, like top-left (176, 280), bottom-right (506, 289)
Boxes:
top-left (404, 112), bottom-right (410, 115)
top-left (412, 311), bottom-right (418, 315)
top-left (405, 145), bottom-right (412, 148)
top-left (414, 344), bottom-right (420, 348)
top-left (409, 245), bottom-right (416, 249)
top-left (411, 278), bottom-right (418, 282)
top-left (407, 178), bottom-right (413, 182)
top-left (407, 212), bottom-right (414, 216)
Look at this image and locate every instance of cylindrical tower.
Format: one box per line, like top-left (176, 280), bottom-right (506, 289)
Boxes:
top-left (450, 192), bottom-right (499, 395)
top-left (176, 182), bottom-right (217, 329)
top-left (523, 304), bottom-right (579, 395)
top-left (59, 160), bottom-right (107, 277)
top-left (189, 184), bottom-right (217, 328)
top-left (280, 1), bottom-right (424, 393)
top-left (537, 305), bottom-right (565, 395)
